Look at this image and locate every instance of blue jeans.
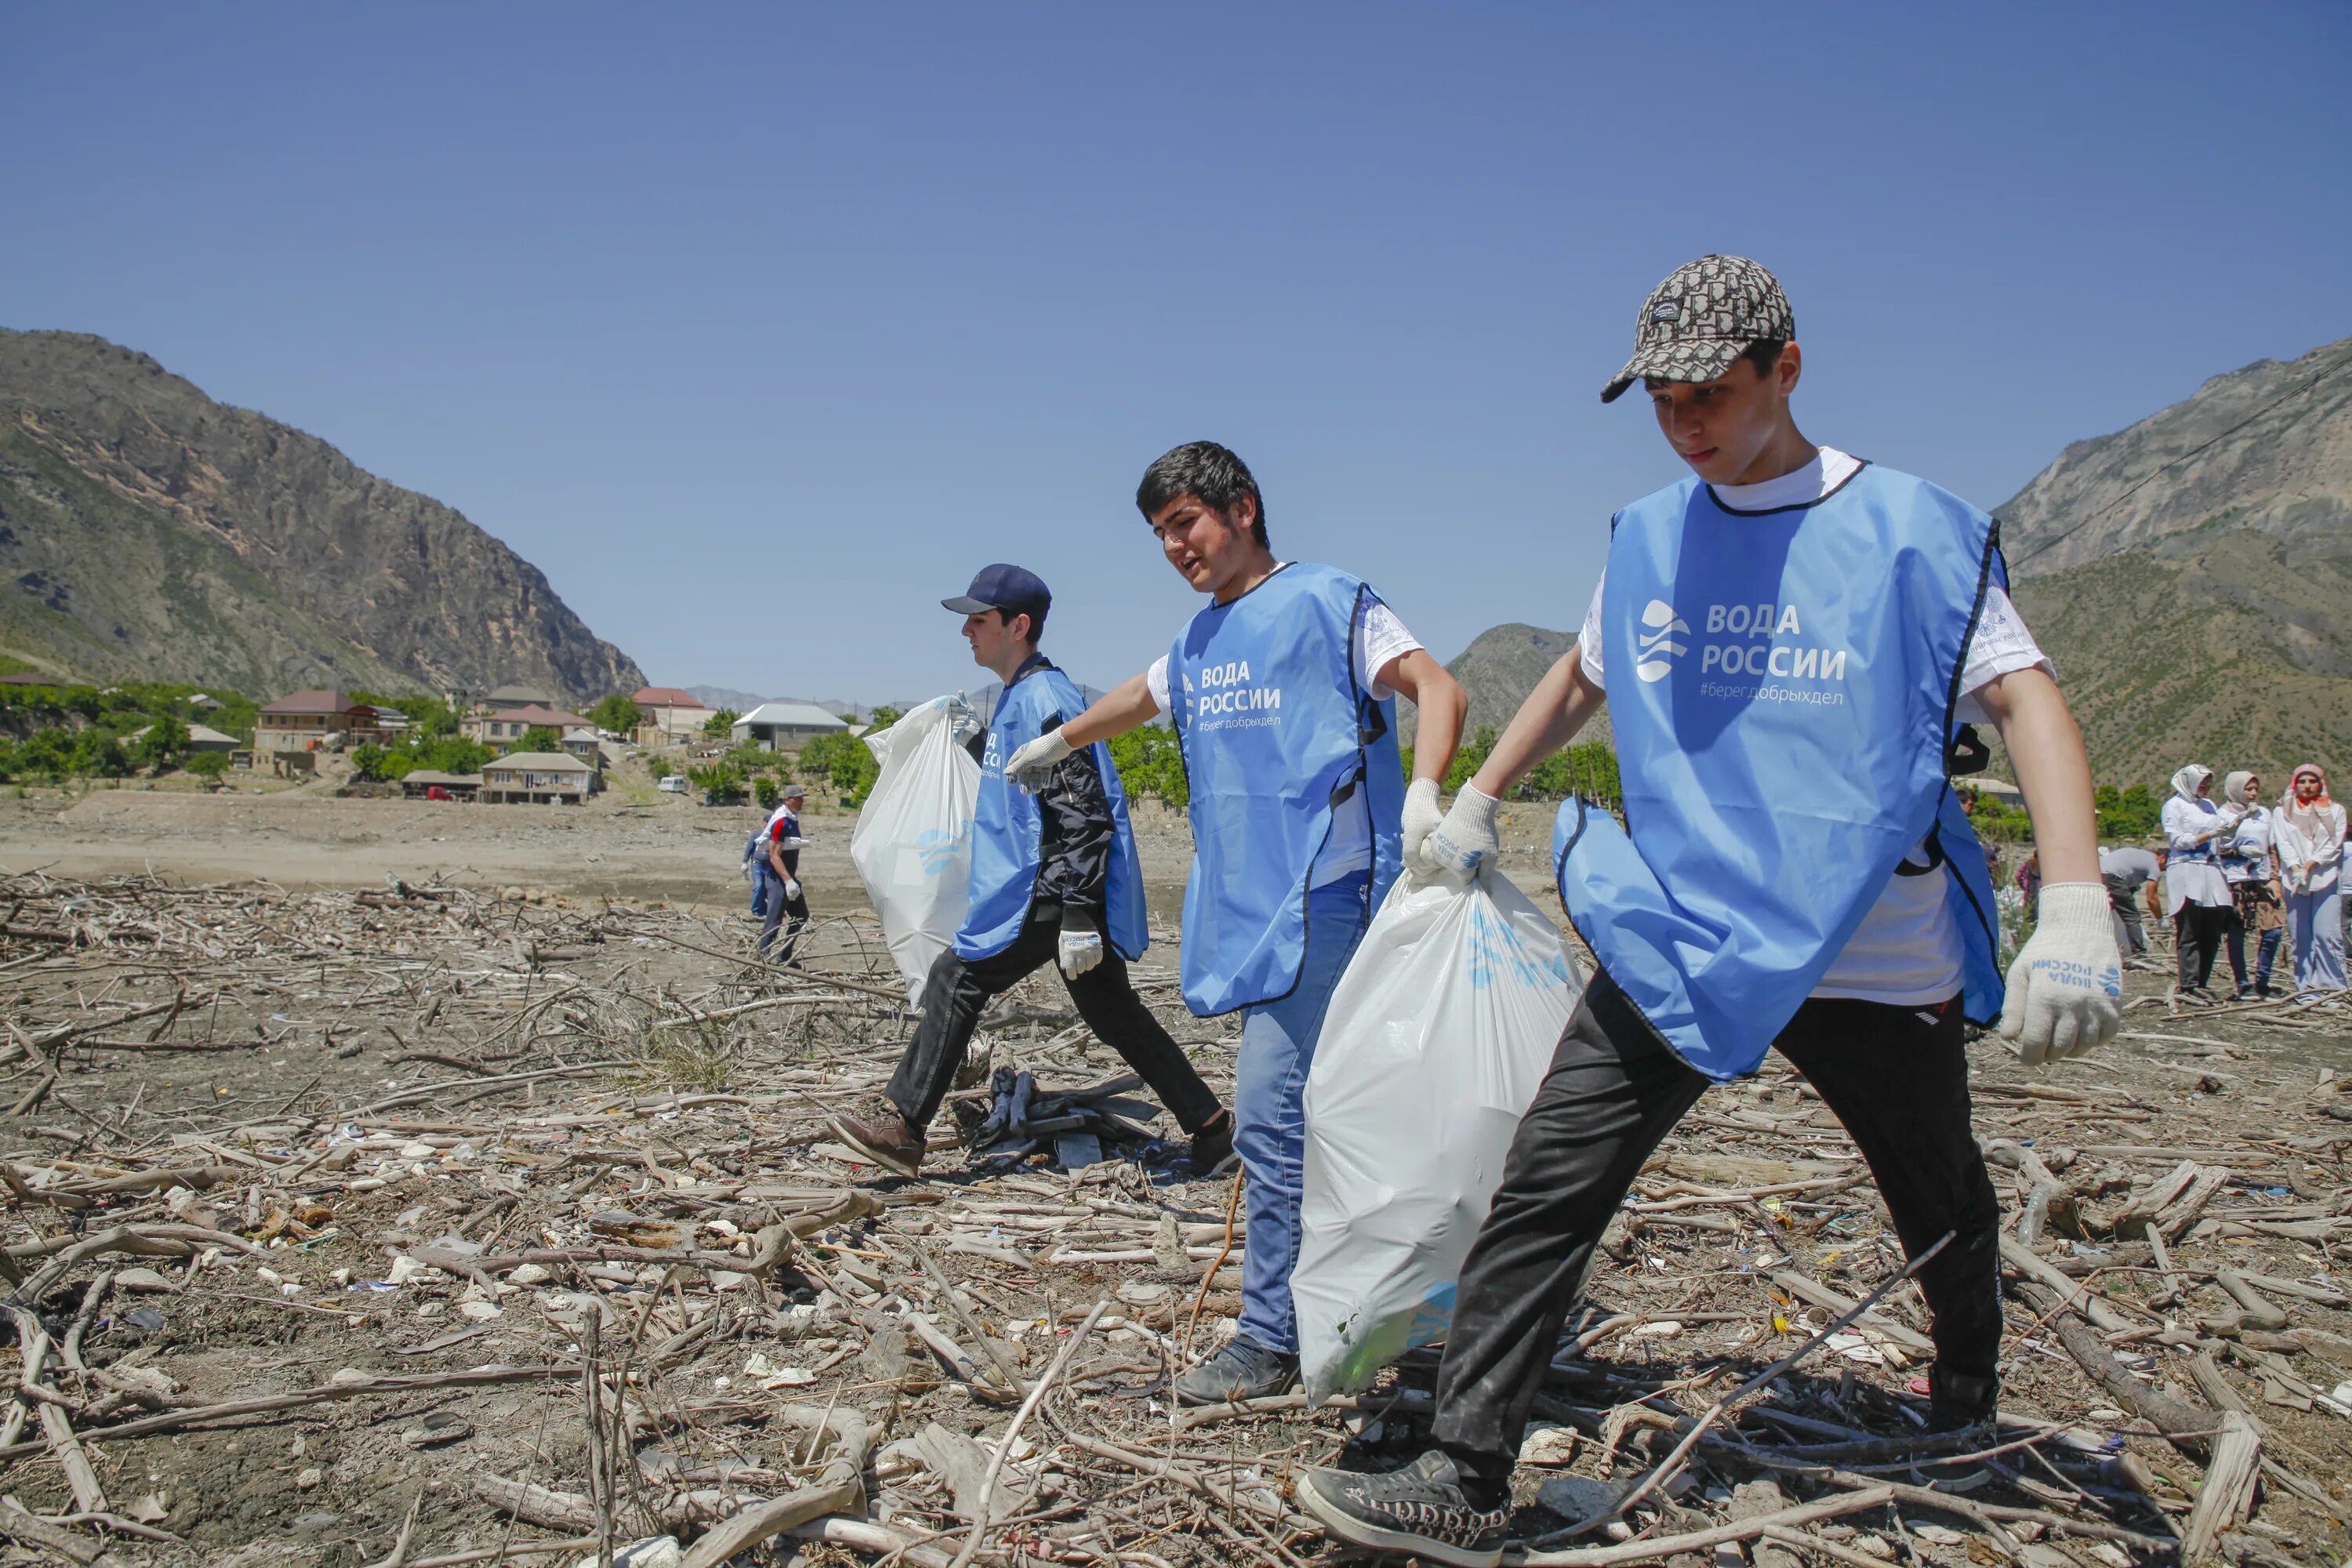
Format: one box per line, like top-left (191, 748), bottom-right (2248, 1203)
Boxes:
top-left (1233, 871), bottom-right (1371, 1356)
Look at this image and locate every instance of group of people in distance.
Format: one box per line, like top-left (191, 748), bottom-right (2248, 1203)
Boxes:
top-left (815, 255), bottom-right (2127, 1567)
top-left (2158, 762), bottom-right (2349, 1004)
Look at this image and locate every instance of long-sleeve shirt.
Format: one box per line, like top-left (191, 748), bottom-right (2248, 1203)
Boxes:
top-left (2161, 796), bottom-right (2233, 910)
top-left (971, 655), bottom-right (1116, 927)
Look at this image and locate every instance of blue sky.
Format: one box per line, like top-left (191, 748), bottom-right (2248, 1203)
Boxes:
top-left (8, 4), bottom-right (2349, 702)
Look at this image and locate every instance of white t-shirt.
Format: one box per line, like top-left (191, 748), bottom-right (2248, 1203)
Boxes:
top-left (1573, 448), bottom-right (2053, 1007)
top-left (1147, 565), bottom-right (1421, 887)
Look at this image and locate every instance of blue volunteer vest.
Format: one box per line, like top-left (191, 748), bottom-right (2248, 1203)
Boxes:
top-left (956, 659), bottom-right (1150, 963)
top-left (1553, 463), bottom-right (2005, 1080)
top-left (1168, 564), bottom-right (1405, 1016)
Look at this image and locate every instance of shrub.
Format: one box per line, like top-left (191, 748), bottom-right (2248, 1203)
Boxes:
top-left (187, 751), bottom-right (230, 788)
top-left (704, 710), bottom-right (739, 737)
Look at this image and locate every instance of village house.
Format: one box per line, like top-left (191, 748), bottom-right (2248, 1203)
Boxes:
top-left (630, 685), bottom-right (717, 745)
top-left (472, 704), bottom-right (597, 757)
top-left (480, 752), bottom-right (594, 805)
top-left (254, 690), bottom-right (387, 753)
top-left (477, 682), bottom-right (561, 711)
top-left (125, 722), bottom-right (240, 756)
top-left (731, 701), bottom-right (849, 751)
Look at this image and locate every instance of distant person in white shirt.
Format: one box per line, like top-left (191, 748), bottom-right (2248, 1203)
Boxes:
top-left (2275, 763), bottom-right (2347, 999)
top-left (2161, 764), bottom-right (2238, 1004)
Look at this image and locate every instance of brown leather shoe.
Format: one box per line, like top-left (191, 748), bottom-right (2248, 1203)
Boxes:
top-left (829, 1107), bottom-right (925, 1178)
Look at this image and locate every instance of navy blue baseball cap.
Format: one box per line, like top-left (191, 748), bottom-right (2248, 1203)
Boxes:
top-left (942, 564), bottom-right (1051, 623)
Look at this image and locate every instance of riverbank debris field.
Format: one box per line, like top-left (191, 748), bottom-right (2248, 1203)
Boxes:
top-left (3, 870), bottom-right (2349, 1566)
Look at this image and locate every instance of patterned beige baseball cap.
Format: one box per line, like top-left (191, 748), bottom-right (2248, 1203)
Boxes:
top-left (1601, 255), bottom-right (1795, 403)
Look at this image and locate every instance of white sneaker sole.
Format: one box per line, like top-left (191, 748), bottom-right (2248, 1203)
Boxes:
top-left (1297, 1473), bottom-right (1504, 1568)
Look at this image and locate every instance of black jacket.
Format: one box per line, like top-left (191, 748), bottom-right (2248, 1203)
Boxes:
top-left (966, 655), bottom-right (1115, 935)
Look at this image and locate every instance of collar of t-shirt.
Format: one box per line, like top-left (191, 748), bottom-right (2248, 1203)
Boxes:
top-left (1710, 447), bottom-right (1861, 512)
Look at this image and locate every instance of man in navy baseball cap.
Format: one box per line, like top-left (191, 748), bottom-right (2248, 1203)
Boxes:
top-left (830, 563), bottom-right (1230, 1181)
top-left (942, 564), bottom-right (1052, 628)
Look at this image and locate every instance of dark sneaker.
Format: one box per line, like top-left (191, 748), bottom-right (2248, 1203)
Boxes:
top-left (1173, 1335), bottom-right (1298, 1405)
top-left (1298, 1451), bottom-right (1508, 1568)
top-left (1185, 1109), bottom-right (1236, 1178)
top-left (829, 1107), bottom-right (925, 1178)
top-left (1926, 1367), bottom-right (1998, 1432)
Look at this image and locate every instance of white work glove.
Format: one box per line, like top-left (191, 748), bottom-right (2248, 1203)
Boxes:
top-left (1998, 882), bottom-right (2122, 1065)
top-left (1006, 731), bottom-right (1073, 794)
top-left (782, 877), bottom-right (801, 902)
top-left (1400, 778), bottom-right (1442, 869)
top-left (1058, 927), bottom-right (1104, 978)
top-left (1413, 783), bottom-right (1501, 880)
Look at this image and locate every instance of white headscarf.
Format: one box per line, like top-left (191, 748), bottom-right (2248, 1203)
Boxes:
top-left (2222, 771), bottom-right (2258, 808)
top-left (2170, 764), bottom-right (2212, 804)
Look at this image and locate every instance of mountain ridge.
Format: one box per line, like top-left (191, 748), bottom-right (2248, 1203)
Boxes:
top-left (0, 328), bottom-right (641, 703)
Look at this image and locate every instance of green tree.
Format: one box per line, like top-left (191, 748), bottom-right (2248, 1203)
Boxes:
top-left (517, 726), bottom-right (565, 753)
top-left (73, 730), bottom-right (131, 779)
top-left (753, 774), bottom-right (780, 810)
top-left (418, 736), bottom-right (492, 775)
top-left (704, 710), bottom-right (739, 737)
top-left (132, 715), bottom-right (190, 773)
top-left (799, 731), bottom-right (882, 806)
top-left (187, 750), bottom-right (230, 789)
top-left (1524, 742), bottom-right (1620, 802)
top-left (589, 694), bottom-right (642, 734)
top-left (1105, 724), bottom-right (1189, 809)
top-left (350, 742), bottom-right (392, 781)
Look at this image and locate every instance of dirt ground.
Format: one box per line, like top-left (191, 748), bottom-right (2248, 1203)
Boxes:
top-left (3, 785), bottom-right (2350, 1567)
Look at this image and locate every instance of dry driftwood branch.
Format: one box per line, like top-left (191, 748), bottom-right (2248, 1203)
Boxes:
top-left (2182, 1410), bottom-right (2263, 1565)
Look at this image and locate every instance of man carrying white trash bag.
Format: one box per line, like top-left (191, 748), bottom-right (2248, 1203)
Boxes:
top-left (832, 565), bottom-right (1231, 1179)
top-left (1301, 256), bottom-right (2123, 1566)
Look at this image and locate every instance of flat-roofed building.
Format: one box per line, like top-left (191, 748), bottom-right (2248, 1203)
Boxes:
top-left (731, 701), bottom-right (850, 750)
top-left (480, 752), bottom-right (594, 804)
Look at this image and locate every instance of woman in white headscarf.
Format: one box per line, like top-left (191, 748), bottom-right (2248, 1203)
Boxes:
top-left (2161, 764), bottom-right (2238, 1003)
top-left (2274, 763), bottom-right (2347, 999)
top-left (2217, 770), bottom-right (2284, 1000)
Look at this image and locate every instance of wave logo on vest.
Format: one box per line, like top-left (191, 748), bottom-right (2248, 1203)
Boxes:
top-left (1182, 662), bottom-right (1285, 734)
top-left (916, 826), bottom-right (965, 877)
top-left (1635, 599), bottom-right (1690, 683)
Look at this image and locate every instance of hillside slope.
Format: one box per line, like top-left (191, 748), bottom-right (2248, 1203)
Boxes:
top-left (0, 330), bottom-right (641, 702)
top-left (1995, 332), bottom-right (2352, 782)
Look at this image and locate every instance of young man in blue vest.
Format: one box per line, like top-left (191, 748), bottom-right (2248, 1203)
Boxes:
top-left (1005, 444), bottom-right (1469, 1404)
top-left (829, 564), bottom-right (1230, 1180)
top-left (1301, 257), bottom-right (2123, 1566)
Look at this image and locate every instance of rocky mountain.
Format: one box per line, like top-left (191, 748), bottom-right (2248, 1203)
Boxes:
top-left (1399, 621), bottom-right (1606, 750)
top-left (0, 329), bottom-right (642, 703)
top-left (1996, 333), bottom-right (2352, 782)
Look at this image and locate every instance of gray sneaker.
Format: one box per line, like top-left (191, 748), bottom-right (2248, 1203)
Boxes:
top-left (1173, 1335), bottom-right (1298, 1405)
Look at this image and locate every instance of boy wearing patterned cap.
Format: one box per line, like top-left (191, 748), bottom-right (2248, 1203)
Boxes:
top-left (1301, 256), bottom-right (2122, 1566)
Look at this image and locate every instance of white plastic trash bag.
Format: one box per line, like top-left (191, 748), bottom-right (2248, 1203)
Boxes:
top-left (1295, 868), bottom-right (1582, 1401)
top-left (851, 696), bottom-right (982, 1007)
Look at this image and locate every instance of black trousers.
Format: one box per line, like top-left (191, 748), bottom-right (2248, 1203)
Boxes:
top-left (883, 906), bottom-right (1222, 1137)
top-left (757, 866), bottom-right (808, 963)
top-left (2175, 902), bottom-right (2227, 991)
top-left (1430, 972), bottom-right (2002, 1497)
